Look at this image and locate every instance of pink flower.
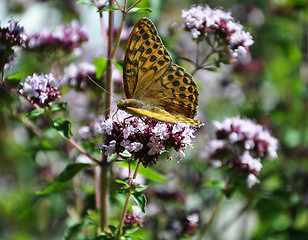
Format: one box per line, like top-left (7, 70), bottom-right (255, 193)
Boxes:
top-left (124, 205), bottom-right (144, 228)
top-left (0, 19), bottom-right (25, 69)
top-left (20, 73), bottom-right (61, 107)
top-left (26, 20), bottom-right (88, 52)
top-left (98, 110), bottom-right (199, 167)
top-left (182, 5), bottom-right (254, 62)
top-left (63, 61), bottom-right (97, 90)
top-left (202, 116), bottom-right (278, 187)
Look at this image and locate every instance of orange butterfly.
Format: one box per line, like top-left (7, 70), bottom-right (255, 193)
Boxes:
top-left (117, 18), bottom-right (204, 126)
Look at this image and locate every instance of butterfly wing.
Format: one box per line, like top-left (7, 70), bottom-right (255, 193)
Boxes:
top-left (125, 106), bottom-right (204, 126)
top-left (124, 17), bottom-right (172, 99)
top-left (122, 17), bottom-right (203, 126)
top-left (138, 64), bottom-right (199, 119)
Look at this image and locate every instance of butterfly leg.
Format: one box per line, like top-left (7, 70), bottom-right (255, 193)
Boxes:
top-left (113, 114), bottom-right (135, 142)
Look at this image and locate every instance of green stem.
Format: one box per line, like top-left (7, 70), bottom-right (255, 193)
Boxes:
top-left (110, 12), bottom-right (127, 59)
top-left (198, 194), bottom-right (225, 240)
top-left (126, 0), bottom-right (143, 12)
top-left (98, 0), bottom-right (145, 232)
top-left (99, 0), bottom-right (114, 231)
top-left (116, 161), bottom-right (141, 239)
top-left (191, 48), bottom-right (215, 76)
top-left (100, 161), bottom-right (109, 230)
top-left (1, 67), bottom-right (4, 84)
top-left (9, 88), bottom-right (101, 165)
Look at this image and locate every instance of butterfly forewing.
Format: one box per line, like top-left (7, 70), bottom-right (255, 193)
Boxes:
top-left (124, 18), bottom-right (172, 99)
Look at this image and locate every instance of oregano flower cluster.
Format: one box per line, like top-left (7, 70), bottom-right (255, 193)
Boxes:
top-left (25, 20), bottom-right (88, 52)
top-left (99, 111), bottom-right (198, 167)
top-left (20, 73), bottom-right (61, 107)
top-left (182, 4), bottom-right (254, 63)
top-left (202, 116), bottom-right (278, 187)
top-left (0, 20), bottom-right (25, 69)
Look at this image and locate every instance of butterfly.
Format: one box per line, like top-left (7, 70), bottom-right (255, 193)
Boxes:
top-left (117, 17), bottom-right (204, 126)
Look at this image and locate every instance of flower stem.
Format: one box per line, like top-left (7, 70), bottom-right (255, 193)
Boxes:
top-left (198, 193), bottom-right (225, 240)
top-left (110, 12), bottom-right (127, 59)
top-left (100, 161), bottom-right (109, 230)
top-left (8, 88), bottom-right (101, 166)
top-left (191, 49), bottom-right (215, 76)
top-left (99, 0), bottom-right (114, 231)
top-left (116, 161), bottom-right (141, 239)
top-left (1, 68), bottom-right (4, 84)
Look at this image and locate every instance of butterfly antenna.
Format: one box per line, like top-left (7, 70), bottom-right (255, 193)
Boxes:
top-left (87, 75), bottom-right (120, 101)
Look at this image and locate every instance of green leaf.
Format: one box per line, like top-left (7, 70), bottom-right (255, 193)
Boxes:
top-left (27, 108), bottom-right (45, 118)
top-left (117, 186), bottom-right (130, 194)
top-left (6, 71), bottom-right (24, 81)
top-left (52, 118), bottom-right (73, 139)
top-left (127, 7), bottom-right (152, 13)
top-left (115, 179), bottom-right (129, 187)
top-left (51, 102), bottom-right (67, 112)
top-left (37, 163), bottom-right (92, 195)
top-left (222, 187), bottom-right (236, 199)
top-left (203, 67), bottom-right (218, 72)
top-left (119, 150), bottom-right (132, 158)
top-left (112, 60), bottom-right (123, 74)
top-left (138, 165), bottom-right (167, 182)
top-left (62, 223), bottom-right (83, 240)
top-left (131, 192), bottom-right (146, 214)
top-left (203, 180), bottom-right (224, 189)
top-left (115, 178), bottom-right (130, 194)
top-left (98, 5), bottom-right (120, 12)
top-left (119, 162), bottom-right (167, 182)
top-left (94, 57), bottom-right (108, 79)
top-left (75, 0), bottom-right (95, 6)
top-left (135, 184), bottom-right (148, 192)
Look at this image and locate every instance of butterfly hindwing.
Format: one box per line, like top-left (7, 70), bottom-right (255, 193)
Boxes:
top-left (139, 64), bottom-right (199, 119)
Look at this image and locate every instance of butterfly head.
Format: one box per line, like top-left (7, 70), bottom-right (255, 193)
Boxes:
top-left (116, 100), bottom-right (126, 111)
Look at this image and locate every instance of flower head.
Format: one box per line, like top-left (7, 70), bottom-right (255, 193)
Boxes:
top-left (79, 115), bottom-right (104, 139)
top-left (0, 19), bottom-right (25, 69)
top-left (63, 62), bottom-right (97, 90)
top-left (124, 206), bottom-right (144, 228)
top-left (202, 116), bottom-right (278, 187)
top-left (182, 5), bottom-right (254, 63)
top-left (99, 110), bottom-right (198, 167)
top-left (26, 20), bottom-right (88, 52)
top-left (182, 213), bottom-right (199, 236)
top-left (20, 73), bottom-right (61, 107)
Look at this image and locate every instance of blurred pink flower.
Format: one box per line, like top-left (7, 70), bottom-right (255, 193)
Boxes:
top-left (182, 5), bottom-right (254, 63)
top-left (26, 20), bottom-right (88, 52)
top-left (202, 116), bottom-right (278, 187)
